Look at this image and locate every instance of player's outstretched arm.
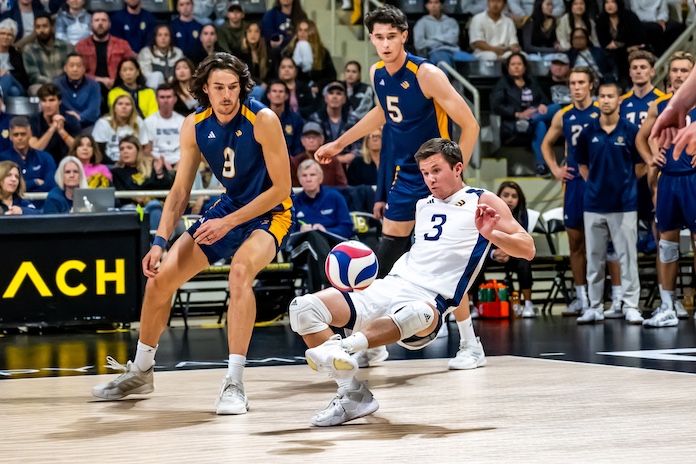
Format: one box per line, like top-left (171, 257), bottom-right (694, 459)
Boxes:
top-left (476, 192), bottom-right (535, 262)
top-left (314, 105), bottom-right (386, 164)
top-left (144, 114), bottom-right (202, 276)
top-left (419, 63), bottom-right (480, 170)
top-left (651, 70), bottom-right (696, 146)
top-left (541, 111), bottom-right (571, 181)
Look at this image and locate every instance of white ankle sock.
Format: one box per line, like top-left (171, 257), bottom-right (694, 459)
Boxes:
top-left (576, 285), bottom-right (588, 304)
top-left (340, 332), bottom-right (368, 354)
top-left (134, 341), bottom-right (157, 372)
top-left (457, 317), bottom-right (476, 344)
top-left (525, 299), bottom-right (534, 308)
top-left (612, 286), bottom-right (622, 302)
top-left (664, 290), bottom-right (675, 308)
top-left (227, 354), bottom-right (246, 384)
top-left (336, 376), bottom-right (360, 390)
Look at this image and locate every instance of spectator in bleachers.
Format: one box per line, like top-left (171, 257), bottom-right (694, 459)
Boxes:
top-left (522, 0), bottom-right (562, 56)
top-left (290, 121), bottom-right (346, 188)
top-left (484, 181), bottom-right (537, 317)
top-left (192, 0), bottom-right (226, 25)
top-left (508, 0), bottom-right (565, 25)
top-left (309, 80), bottom-right (359, 165)
top-left (42, 155), bottom-right (87, 213)
top-left (1, 0), bottom-right (42, 45)
top-left (138, 25), bottom-right (185, 85)
top-left (110, 0), bottom-right (156, 54)
top-left (266, 79), bottom-right (303, 156)
top-left (261, 0), bottom-right (307, 50)
top-left (171, 0), bottom-right (203, 60)
top-left (342, 60), bottom-right (374, 120)
top-left (216, 0), bottom-right (246, 54)
top-left (629, 0), bottom-right (683, 57)
top-left (469, 0), bottom-right (521, 60)
top-left (596, 0), bottom-right (647, 83)
top-left (189, 23), bottom-right (220, 64)
top-left (538, 52), bottom-right (571, 107)
top-left (108, 57), bottom-right (159, 119)
top-left (0, 18), bottom-right (29, 96)
top-left (29, 83), bottom-right (79, 164)
top-left (0, 88), bottom-right (14, 152)
top-left (277, 56), bottom-right (317, 118)
top-left (556, 0), bottom-right (598, 50)
top-left (567, 26), bottom-right (616, 83)
top-left (491, 52), bottom-right (551, 175)
top-left (346, 127), bottom-right (380, 187)
top-left (70, 134), bottom-right (112, 187)
top-left (76, 11), bottom-right (136, 92)
top-left (414, 0), bottom-right (471, 70)
top-left (92, 93), bottom-right (150, 163)
top-left (23, 13), bottom-right (74, 95)
top-left (282, 19), bottom-right (336, 93)
top-left (289, 158), bottom-right (353, 293)
top-left (0, 115), bottom-right (55, 193)
top-left (54, 0), bottom-right (90, 46)
top-left (171, 58), bottom-right (198, 115)
top-left (460, 0), bottom-right (489, 15)
top-left (111, 134), bottom-right (171, 230)
top-left (234, 22), bottom-right (279, 100)
top-left (145, 84), bottom-right (185, 170)
top-left (0, 160), bottom-right (39, 214)
top-left (54, 53), bottom-right (100, 129)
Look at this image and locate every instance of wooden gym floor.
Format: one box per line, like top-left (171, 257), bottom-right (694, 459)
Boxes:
top-left (2, 314), bottom-right (696, 462)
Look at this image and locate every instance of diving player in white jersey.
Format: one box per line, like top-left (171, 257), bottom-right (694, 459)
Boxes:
top-left (289, 138), bottom-right (535, 426)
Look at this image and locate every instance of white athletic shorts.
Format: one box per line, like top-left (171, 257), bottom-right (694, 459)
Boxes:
top-left (344, 275), bottom-right (448, 350)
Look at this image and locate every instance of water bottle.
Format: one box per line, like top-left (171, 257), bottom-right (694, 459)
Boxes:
top-left (511, 291), bottom-right (521, 318)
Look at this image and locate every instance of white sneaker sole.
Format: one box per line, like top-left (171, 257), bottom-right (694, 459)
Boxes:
top-left (91, 383), bottom-right (154, 400)
top-left (305, 348), bottom-right (356, 373)
top-left (216, 400), bottom-right (249, 415)
top-left (311, 399), bottom-right (379, 427)
top-left (448, 355), bottom-right (487, 370)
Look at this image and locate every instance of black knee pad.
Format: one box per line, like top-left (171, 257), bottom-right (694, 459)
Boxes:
top-left (376, 234), bottom-right (412, 278)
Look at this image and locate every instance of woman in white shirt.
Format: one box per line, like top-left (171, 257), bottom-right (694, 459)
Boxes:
top-left (91, 94), bottom-right (150, 164)
top-left (556, 0), bottom-right (599, 50)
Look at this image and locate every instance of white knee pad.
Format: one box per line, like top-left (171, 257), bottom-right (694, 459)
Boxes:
top-left (389, 301), bottom-right (436, 339)
top-left (289, 294), bottom-right (332, 336)
top-left (659, 239), bottom-right (679, 263)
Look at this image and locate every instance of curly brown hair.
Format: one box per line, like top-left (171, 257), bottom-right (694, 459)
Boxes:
top-left (191, 53), bottom-right (254, 108)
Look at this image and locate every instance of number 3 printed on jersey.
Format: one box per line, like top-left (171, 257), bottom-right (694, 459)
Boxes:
top-left (424, 214), bottom-right (446, 241)
top-left (223, 147), bottom-right (236, 178)
top-left (386, 96), bottom-right (403, 123)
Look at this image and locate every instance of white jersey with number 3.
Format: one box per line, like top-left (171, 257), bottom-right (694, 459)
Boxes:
top-left (389, 187), bottom-right (491, 309)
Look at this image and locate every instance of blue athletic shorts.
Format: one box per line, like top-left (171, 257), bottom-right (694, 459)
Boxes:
top-left (563, 179), bottom-right (585, 230)
top-left (187, 195), bottom-right (293, 264)
top-left (655, 173), bottom-right (696, 233)
top-left (384, 170), bottom-right (430, 222)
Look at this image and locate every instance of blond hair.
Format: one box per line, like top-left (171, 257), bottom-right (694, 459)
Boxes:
top-left (109, 94), bottom-right (141, 133)
top-left (0, 160), bottom-right (25, 197)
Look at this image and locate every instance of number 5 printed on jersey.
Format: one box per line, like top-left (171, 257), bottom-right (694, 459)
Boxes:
top-left (386, 96), bottom-right (403, 123)
top-left (424, 214), bottom-right (446, 241)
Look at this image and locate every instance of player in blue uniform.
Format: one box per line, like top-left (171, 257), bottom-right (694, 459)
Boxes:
top-left (542, 67), bottom-right (603, 316)
top-left (637, 52), bottom-right (695, 326)
top-left (314, 5), bottom-right (481, 370)
top-left (92, 53), bottom-right (293, 413)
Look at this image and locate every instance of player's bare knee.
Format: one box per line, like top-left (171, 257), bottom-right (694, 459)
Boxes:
top-left (389, 301), bottom-right (436, 339)
top-left (228, 262), bottom-right (254, 288)
top-left (289, 294), bottom-right (333, 336)
top-left (659, 239), bottom-right (679, 263)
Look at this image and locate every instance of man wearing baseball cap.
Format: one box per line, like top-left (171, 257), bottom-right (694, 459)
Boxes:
top-left (217, 1), bottom-right (246, 53)
top-left (308, 81), bottom-right (360, 166)
top-left (290, 121), bottom-right (347, 188)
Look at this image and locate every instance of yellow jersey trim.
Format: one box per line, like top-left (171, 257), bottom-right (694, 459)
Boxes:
top-left (434, 100), bottom-right (451, 140)
top-left (194, 107), bottom-right (213, 125)
top-left (405, 61), bottom-right (419, 76)
top-left (375, 61), bottom-right (385, 69)
top-left (241, 105), bottom-right (256, 125)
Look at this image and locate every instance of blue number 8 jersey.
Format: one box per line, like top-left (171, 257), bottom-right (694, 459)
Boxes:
top-left (194, 98), bottom-right (292, 213)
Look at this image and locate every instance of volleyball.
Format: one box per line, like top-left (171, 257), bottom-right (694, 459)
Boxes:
top-left (325, 240), bottom-right (379, 292)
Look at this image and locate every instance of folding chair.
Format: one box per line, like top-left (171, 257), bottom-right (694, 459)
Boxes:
top-left (540, 207), bottom-right (572, 313)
